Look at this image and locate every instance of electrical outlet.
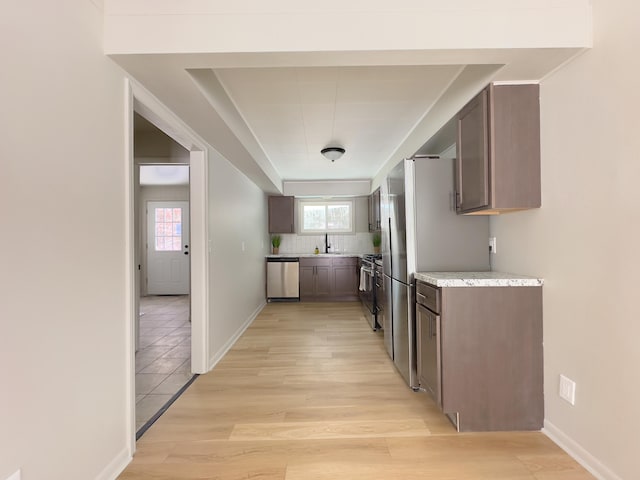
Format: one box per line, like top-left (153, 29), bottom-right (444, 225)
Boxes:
top-left (559, 374), bottom-right (576, 405)
top-left (489, 237), bottom-right (497, 254)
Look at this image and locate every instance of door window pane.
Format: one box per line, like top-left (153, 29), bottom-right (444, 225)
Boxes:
top-left (154, 207), bottom-right (182, 251)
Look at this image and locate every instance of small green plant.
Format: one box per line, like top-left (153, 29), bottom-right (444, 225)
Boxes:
top-left (372, 232), bottom-right (381, 248)
top-left (271, 235), bottom-right (281, 248)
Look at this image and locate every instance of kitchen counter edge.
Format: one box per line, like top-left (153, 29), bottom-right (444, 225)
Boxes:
top-left (415, 271), bottom-right (544, 288)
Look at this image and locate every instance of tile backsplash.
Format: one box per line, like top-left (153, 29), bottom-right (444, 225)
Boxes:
top-left (275, 233), bottom-right (376, 255)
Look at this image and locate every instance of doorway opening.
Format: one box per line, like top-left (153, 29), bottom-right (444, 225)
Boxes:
top-left (126, 87), bottom-right (209, 446)
top-left (134, 115), bottom-right (196, 434)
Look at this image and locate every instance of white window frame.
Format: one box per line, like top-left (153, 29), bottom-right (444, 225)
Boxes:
top-left (298, 200), bottom-right (354, 234)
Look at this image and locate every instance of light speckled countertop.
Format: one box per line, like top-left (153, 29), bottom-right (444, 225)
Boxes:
top-left (415, 271), bottom-right (544, 287)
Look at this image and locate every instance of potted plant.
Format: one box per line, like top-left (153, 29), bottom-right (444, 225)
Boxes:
top-left (271, 235), bottom-right (281, 254)
top-left (372, 232), bottom-right (381, 254)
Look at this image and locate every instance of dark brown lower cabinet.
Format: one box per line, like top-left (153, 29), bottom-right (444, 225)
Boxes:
top-left (331, 257), bottom-right (359, 300)
top-left (416, 280), bottom-right (543, 432)
top-left (416, 303), bottom-right (441, 406)
top-left (300, 257), bottom-right (358, 301)
top-left (299, 258), bottom-right (332, 299)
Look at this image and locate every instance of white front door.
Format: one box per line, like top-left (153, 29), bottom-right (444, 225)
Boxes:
top-left (147, 201), bottom-right (190, 295)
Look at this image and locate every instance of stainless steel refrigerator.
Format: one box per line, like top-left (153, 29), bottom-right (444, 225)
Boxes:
top-left (381, 157), bottom-right (490, 388)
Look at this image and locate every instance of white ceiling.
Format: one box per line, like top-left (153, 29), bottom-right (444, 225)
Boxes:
top-left (214, 65), bottom-right (462, 180)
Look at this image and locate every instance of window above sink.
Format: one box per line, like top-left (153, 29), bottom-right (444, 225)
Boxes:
top-left (299, 200), bottom-right (354, 234)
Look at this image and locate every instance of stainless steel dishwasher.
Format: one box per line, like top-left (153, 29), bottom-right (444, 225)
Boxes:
top-left (266, 257), bottom-right (300, 301)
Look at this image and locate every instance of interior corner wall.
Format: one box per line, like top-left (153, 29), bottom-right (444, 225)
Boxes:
top-left (489, 1), bottom-right (640, 478)
top-left (208, 151), bottom-right (269, 364)
top-left (0, 1), bottom-right (131, 479)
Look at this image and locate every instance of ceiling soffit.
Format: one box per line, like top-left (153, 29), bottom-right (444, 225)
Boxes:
top-left (106, 2), bottom-right (592, 193)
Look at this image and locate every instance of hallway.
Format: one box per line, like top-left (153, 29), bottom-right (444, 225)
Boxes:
top-left (120, 302), bottom-right (592, 479)
top-left (135, 295), bottom-right (192, 432)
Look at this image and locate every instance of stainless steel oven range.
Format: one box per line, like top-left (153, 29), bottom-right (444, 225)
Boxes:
top-left (359, 254), bottom-right (381, 330)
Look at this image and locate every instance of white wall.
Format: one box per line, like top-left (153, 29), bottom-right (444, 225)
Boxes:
top-left (0, 1), bottom-right (131, 479)
top-left (490, 1), bottom-right (640, 478)
top-left (208, 152), bottom-right (269, 364)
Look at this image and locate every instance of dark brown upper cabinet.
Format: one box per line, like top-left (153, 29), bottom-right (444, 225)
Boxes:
top-left (368, 187), bottom-right (381, 232)
top-left (268, 196), bottom-right (294, 233)
top-left (456, 84), bottom-right (541, 215)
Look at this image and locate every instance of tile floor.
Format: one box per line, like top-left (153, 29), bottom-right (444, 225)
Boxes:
top-left (135, 295), bottom-right (192, 432)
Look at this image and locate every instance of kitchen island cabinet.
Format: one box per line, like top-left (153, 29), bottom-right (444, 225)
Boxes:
top-left (456, 83), bottom-right (541, 215)
top-left (415, 272), bottom-right (543, 432)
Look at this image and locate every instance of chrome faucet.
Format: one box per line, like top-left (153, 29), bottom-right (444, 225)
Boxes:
top-left (325, 233), bottom-right (331, 253)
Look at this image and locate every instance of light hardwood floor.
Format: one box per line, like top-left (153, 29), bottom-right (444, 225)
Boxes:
top-left (118, 302), bottom-right (593, 480)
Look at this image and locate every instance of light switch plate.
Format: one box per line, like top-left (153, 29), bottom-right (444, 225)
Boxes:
top-left (489, 237), bottom-right (497, 254)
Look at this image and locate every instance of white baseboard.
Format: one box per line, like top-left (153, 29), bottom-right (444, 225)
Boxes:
top-left (543, 420), bottom-right (623, 480)
top-left (95, 447), bottom-right (132, 480)
top-left (208, 301), bottom-right (266, 371)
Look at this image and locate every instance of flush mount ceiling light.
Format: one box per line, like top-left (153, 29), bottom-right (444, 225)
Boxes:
top-left (321, 147), bottom-right (345, 162)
